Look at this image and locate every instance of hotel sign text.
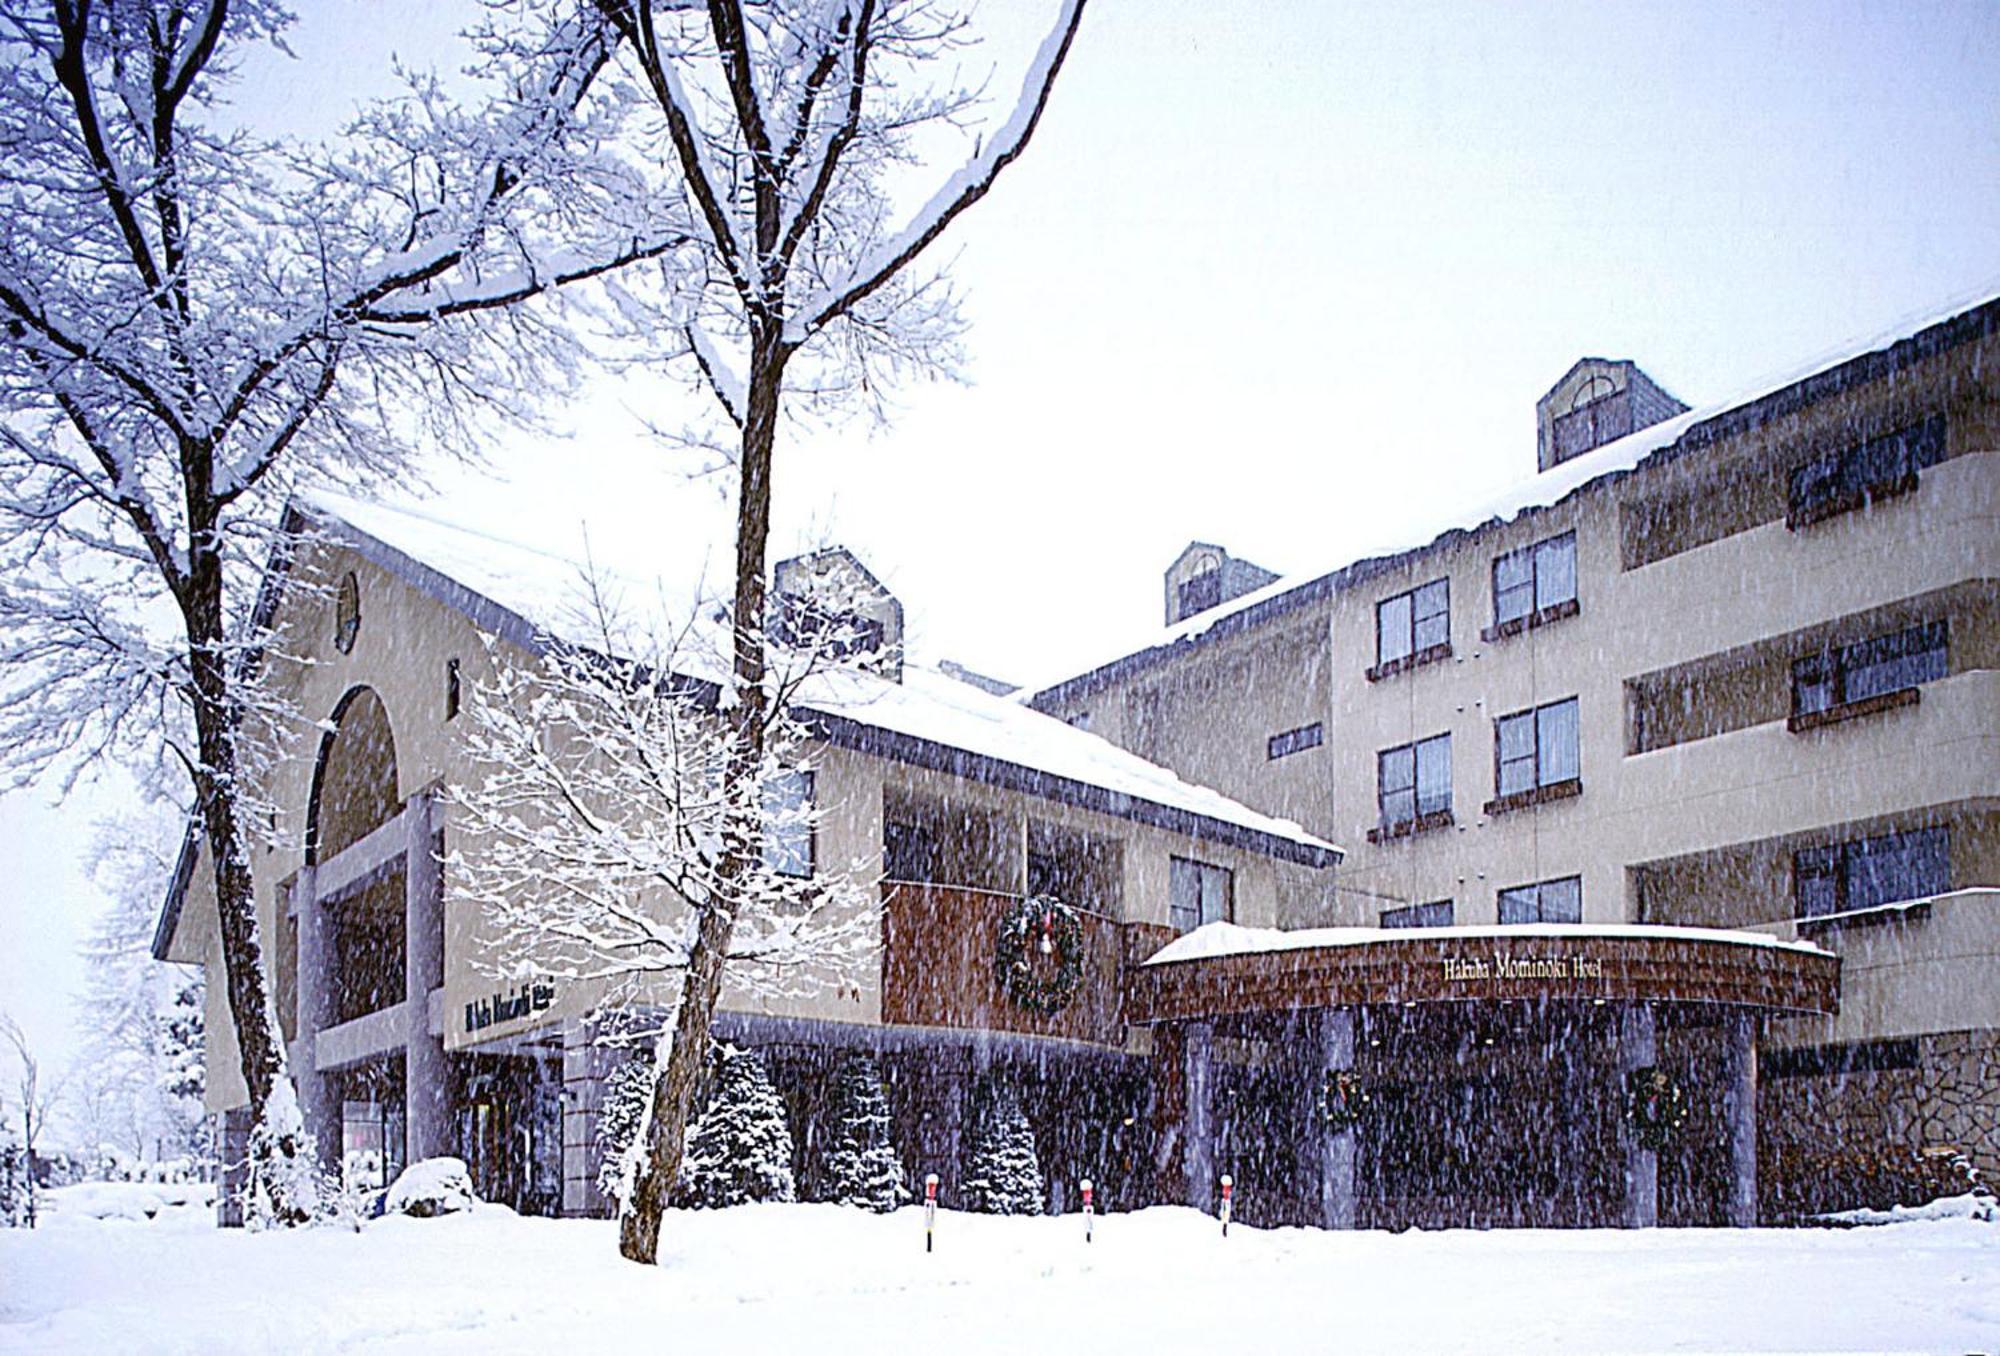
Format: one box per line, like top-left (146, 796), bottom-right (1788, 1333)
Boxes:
top-left (1441, 953), bottom-right (1608, 983)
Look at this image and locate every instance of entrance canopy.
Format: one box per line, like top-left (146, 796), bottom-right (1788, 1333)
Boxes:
top-left (1126, 923), bottom-right (1839, 1025)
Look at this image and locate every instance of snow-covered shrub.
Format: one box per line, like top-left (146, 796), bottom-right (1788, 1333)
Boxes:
top-left (1769, 1143), bottom-right (1989, 1224)
top-left (595, 1057), bottom-right (656, 1208)
top-left (383, 1157), bottom-right (478, 1218)
top-left (816, 1053), bottom-right (906, 1213)
top-left (961, 1078), bottom-right (1042, 1216)
top-left (679, 1047), bottom-right (795, 1209)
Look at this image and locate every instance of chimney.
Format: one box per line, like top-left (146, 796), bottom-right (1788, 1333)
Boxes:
top-left (1163, 542), bottom-right (1278, 626)
top-left (1535, 359), bottom-right (1689, 472)
top-left (771, 547), bottom-right (904, 681)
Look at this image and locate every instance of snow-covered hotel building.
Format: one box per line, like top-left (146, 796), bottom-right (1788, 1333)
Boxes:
top-left (158, 291), bottom-right (1998, 1229)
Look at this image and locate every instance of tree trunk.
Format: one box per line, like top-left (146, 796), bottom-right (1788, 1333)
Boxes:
top-left (617, 333), bottom-right (788, 1264)
top-left (186, 524), bottom-right (312, 1225)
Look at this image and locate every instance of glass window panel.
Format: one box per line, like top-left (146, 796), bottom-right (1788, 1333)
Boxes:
top-left (1199, 863), bottom-right (1231, 926)
top-left (1534, 533), bottom-right (1577, 610)
top-left (1413, 580), bottom-right (1450, 651)
top-left (1415, 734), bottom-right (1451, 815)
top-left (1539, 877), bottom-right (1582, 922)
top-left (1792, 654), bottom-right (1835, 715)
top-left (1377, 593), bottom-right (1413, 665)
top-left (1497, 714), bottom-right (1535, 796)
top-left (1497, 887), bottom-right (1538, 925)
top-left (1494, 551), bottom-right (1533, 624)
top-left (1842, 622), bottom-right (1947, 703)
top-left (1170, 858), bottom-right (1200, 932)
top-left (761, 770), bottom-right (814, 878)
top-left (1382, 900), bottom-right (1453, 929)
top-left (1846, 828), bottom-right (1948, 911)
top-left (1536, 699), bottom-right (1580, 785)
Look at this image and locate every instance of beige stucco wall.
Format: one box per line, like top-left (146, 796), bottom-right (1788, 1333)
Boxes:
top-left (177, 534), bottom-right (1329, 1110)
top-left (1034, 336), bottom-right (2000, 1045)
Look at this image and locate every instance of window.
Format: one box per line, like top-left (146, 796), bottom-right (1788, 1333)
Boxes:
top-left (1177, 569), bottom-right (1222, 621)
top-left (1064, 710), bottom-right (1093, 732)
top-left (1491, 697), bottom-right (1579, 806)
top-left (1497, 876), bottom-right (1582, 924)
top-left (1374, 578), bottom-right (1450, 674)
top-left (1169, 857), bottom-right (1232, 932)
top-left (762, 770), bottom-right (815, 878)
top-left (445, 658), bottom-right (462, 721)
top-left (1792, 621), bottom-right (1946, 724)
top-left (1381, 899), bottom-right (1453, 929)
top-left (1376, 733), bottom-right (1451, 834)
top-left (1787, 416), bottom-right (1946, 529)
top-left (1489, 532), bottom-right (1576, 634)
top-left (334, 570), bottom-right (361, 654)
top-left (1268, 722), bottom-right (1324, 760)
top-left (1794, 826), bottom-right (1948, 920)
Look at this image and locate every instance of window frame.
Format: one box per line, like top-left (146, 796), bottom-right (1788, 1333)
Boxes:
top-left (1267, 721), bottom-right (1325, 761)
top-left (1484, 531), bottom-right (1578, 639)
top-left (1486, 697), bottom-right (1581, 813)
top-left (1169, 856), bottom-right (1233, 933)
top-left (1369, 577), bottom-right (1452, 679)
top-left (1793, 825), bottom-right (1949, 922)
top-left (1789, 620), bottom-right (1946, 731)
top-left (1371, 732), bottom-right (1452, 840)
top-left (1786, 415), bottom-right (1946, 530)
top-left (1380, 899), bottom-right (1454, 929)
top-left (1496, 876), bottom-right (1582, 925)
top-left (761, 768), bottom-right (816, 879)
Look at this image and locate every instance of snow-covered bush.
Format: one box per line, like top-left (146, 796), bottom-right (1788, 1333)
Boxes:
top-left (1769, 1143), bottom-right (1989, 1224)
top-left (961, 1078), bottom-right (1043, 1216)
top-left (383, 1158), bottom-right (478, 1219)
top-left (679, 1048), bottom-right (795, 1209)
top-left (816, 1054), bottom-right (906, 1213)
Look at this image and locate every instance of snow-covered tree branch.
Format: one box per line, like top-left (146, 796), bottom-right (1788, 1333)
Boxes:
top-left (0, 0), bottom-right (688, 1225)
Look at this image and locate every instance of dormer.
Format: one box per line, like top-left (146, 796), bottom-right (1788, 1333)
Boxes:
top-left (1163, 542), bottom-right (1278, 626)
top-left (771, 547), bottom-right (904, 681)
top-left (1536, 359), bottom-right (1689, 472)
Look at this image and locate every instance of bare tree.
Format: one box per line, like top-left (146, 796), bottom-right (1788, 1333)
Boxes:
top-left (0, 1), bottom-right (682, 1222)
top-left (576, 0), bottom-right (1090, 1262)
top-left (1, 1014), bottom-right (61, 1227)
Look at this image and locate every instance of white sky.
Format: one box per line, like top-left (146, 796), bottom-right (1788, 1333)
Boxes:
top-left (4, 0), bottom-right (1997, 1098)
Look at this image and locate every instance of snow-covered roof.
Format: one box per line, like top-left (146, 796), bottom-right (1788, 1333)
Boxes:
top-left (294, 490), bottom-right (1340, 867)
top-left (1031, 288), bottom-right (2000, 705)
top-left (1144, 920), bottom-right (1832, 967)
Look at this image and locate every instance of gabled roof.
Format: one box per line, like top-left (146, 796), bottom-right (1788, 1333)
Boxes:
top-left (1029, 289), bottom-right (2000, 709)
top-left (296, 493), bottom-right (1342, 867)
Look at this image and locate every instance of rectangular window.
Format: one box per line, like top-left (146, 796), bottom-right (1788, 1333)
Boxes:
top-left (1268, 722), bottom-right (1324, 760)
top-left (1169, 857), bottom-right (1233, 932)
top-left (1794, 826), bottom-right (1948, 919)
top-left (1491, 532), bottom-right (1577, 630)
top-left (1787, 416), bottom-right (1946, 529)
top-left (1377, 733), bottom-right (1451, 831)
top-left (1381, 899), bottom-right (1453, 929)
top-left (1493, 697), bottom-right (1579, 801)
top-left (1375, 578), bottom-right (1450, 670)
top-left (1497, 876), bottom-right (1582, 924)
top-left (445, 657), bottom-right (462, 721)
top-left (1792, 621), bottom-right (1947, 717)
top-left (762, 770), bottom-right (815, 878)
top-left (1177, 571), bottom-right (1222, 622)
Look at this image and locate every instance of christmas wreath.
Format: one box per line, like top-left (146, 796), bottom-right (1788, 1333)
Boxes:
top-left (995, 894), bottom-right (1084, 1015)
top-left (1317, 1069), bottom-right (1368, 1132)
top-left (1624, 1065), bottom-right (1688, 1152)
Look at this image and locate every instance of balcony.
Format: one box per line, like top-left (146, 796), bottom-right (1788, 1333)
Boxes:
top-left (880, 882), bottom-right (1145, 1047)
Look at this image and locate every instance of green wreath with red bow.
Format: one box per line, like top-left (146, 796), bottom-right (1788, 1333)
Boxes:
top-left (1625, 1065), bottom-right (1688, 1152)
top-left (1318, 1070), bottom-right (1368, 1132)
top-left (995, 894), bottom-right (1084, 1015)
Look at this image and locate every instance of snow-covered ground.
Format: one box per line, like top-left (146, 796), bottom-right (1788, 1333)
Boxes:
top-left (4, 1191), bottom-right (1998, 1353)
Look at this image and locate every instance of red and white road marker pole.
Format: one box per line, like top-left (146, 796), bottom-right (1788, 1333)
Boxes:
top-left (1081, 1178), bottom-right (1094, 1244)
top-left (1219, 1174), bottom-right (1233, 1237)
top-left (924, 1173), bottom-right (939, 1254)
